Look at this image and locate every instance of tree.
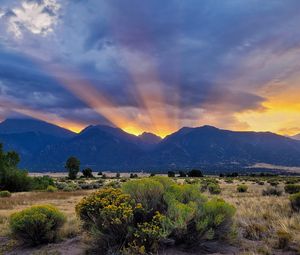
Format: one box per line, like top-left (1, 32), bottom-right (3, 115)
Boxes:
top-left (187, 169), bottom-right (203, 177)
top-left (82, 168), bottom-right (93, 178)
top-left (179, 171), bottom-right (187, 177)
top-left (0, 144), bottom-right (19, 169)
top-left (6, 151), bottom-right (20, 168)
top-left (0, 143), bottom-right (32, 192)
top-left (65, 157), bottom-right (80, 179)
top-left (168, 171), bottom-right (175, 177)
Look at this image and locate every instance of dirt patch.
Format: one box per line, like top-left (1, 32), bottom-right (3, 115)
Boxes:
top-left (4, 237), bottom-right (85, 255)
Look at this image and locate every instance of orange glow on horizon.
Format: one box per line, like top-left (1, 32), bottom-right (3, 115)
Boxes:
top-left (0, 97), bottom-right (87, 133)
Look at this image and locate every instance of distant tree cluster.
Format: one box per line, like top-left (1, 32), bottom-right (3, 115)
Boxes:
top-left (166, 169), bottom-right (204, 178)
top-left (220, 172), bottom-right (239, 178)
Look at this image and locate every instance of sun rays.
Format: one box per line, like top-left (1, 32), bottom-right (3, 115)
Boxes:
top-left (0, 97), bottom-right (85, 132)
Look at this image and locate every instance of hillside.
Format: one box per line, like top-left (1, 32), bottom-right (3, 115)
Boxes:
top-left (1, 119), bottom-right (300, 171)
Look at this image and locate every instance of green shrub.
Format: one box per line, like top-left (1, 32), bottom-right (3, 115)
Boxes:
top-left (0, 168), bottom-right (32, 192)
top-left (10, 205), bottom-right (65, 246)
top-left (289, 192), bottom-right (300, 212)
top-left (82, 168), bottom-right (94, 178)
top-left (0, 190), bottom-right (11, 197)
top-left (55, 182), bottom-right (68, 190)
top-left (31, 176), bottom-right (54, 190)
top-left (284, 184), bottom-right (300, 194)
top-left (195, 198), bottom-right (236, 241)
top-left (208, 183), bottom-right (221, 194)
top-left (237, 184), bottom-right (248, 193)
top-left (122, 178), bottom-right (165, 212)
top-left (164, 185), bottom-right (234, 245)
top-left (164, 184), bottom-right (206, 231)
top-left (79, 183), bottom-right (93, 190)
top-left (262, 187), bottom-right (282, 196)
top-left (76, 180), bottom-right (235, 254)
top-left (46, 185), bottom-right (57, 192)
top-left (63, 183), bottom-right (80, 192)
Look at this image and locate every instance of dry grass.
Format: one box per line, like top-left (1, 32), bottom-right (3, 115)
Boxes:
top-left (0, 190), bottom-right (91, 237)
top-left (219, 181), bottom-right (300, 254)
top-left (0, 178), bottom-right (300, 254)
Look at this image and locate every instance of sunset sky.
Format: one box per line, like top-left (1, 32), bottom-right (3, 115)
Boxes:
top-left (1, 0), bottom-right (300, 137)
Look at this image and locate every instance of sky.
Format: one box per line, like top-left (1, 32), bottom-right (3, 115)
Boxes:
top-left (1, 0), bottom-right (300, 137)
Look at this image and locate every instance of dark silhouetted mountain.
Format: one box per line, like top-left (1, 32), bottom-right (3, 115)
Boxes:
top-left (0, 119), bottom-right (75, 138)
top-left (138, 132), bottom-right (162, 145)
top-left (144, 125), bottom-right (300, 169)
top-left (1, 119), bottom-right (300, 172)
top-left (35, 125), bottom-right (143, 170)
top-left (0, 119), bottom-right (76, 169)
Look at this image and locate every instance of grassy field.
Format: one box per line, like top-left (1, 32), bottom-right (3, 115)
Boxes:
top-left (0, 176), bottom-right (300, 255)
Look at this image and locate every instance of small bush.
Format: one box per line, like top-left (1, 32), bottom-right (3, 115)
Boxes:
top-left (290, 192), bottom-right (300, 212)
top-left (237, 184), bottom-right (248, 193)
top-left (262, 187), bottom-right (282, 196)
top-left (31, 176), bottom-right (54, 190)
top-left (0, 190), bottom-right (11, 197)
top-left (208, 183), bottom-right (221, 194)
top-left (284, 184), bottom-right (300, 194)
top-left (0, 168), bottom-right (32, 192)
top-left (79, 183), bottom-right (94, 190)
top-left (46, 185), bottom-right (57, 192)
top-left (82, 168), bottom-right (94, 178)
top-left (63, 183), bottom-right (80, 192)
top-left (55, 182), bottom-right (68, 190)
top-left (10, 205), bottom-right (65, 246)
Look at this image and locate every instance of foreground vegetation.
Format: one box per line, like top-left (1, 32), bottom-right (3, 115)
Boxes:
top-left (0, 175), bottom-right (299, 254)
top-left (1, 146), bottom-right (300, 254)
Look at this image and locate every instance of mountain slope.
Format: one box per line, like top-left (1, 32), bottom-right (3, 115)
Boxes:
top-left (146, 126), bottom-right (300, 169)
top-left (0, 119), bottom-right (75, 138)
top-left (35, 125), bottom-right (144, 170)
top-left (0, 119), bottom-right (77, 169)
top-left (2, 119), bottom-right (300, 171)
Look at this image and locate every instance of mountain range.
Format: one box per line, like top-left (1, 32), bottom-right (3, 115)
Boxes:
top-left (1, 118), bottom-right (300, 172)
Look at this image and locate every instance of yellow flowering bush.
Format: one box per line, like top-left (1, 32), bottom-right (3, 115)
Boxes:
top-left (10, 205), bottom-right (65, 246)
top-left (128, 212), bottom-right (171, 253)
top-left (76, 178), bottom-right (236, 254)
top-left (76, 187), bottom-right (139, 249)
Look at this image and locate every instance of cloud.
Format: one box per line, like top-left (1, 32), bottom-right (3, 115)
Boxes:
top-left (1, 0), bottom-right (61, 39)
top-left (0, 0), bottom-right (300, 135)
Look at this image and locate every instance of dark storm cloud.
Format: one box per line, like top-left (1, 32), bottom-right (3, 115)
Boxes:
top-left (1, 0), bottom-right (300, 130)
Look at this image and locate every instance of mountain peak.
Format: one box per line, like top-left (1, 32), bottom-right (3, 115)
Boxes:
top-left (0, 118), bottom-right (75, 138)
top-left (139, 132), bottom-right (162, 144)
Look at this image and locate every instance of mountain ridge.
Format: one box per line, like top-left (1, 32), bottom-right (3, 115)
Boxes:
top-left (1, 118), bottom-right (300, 172)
